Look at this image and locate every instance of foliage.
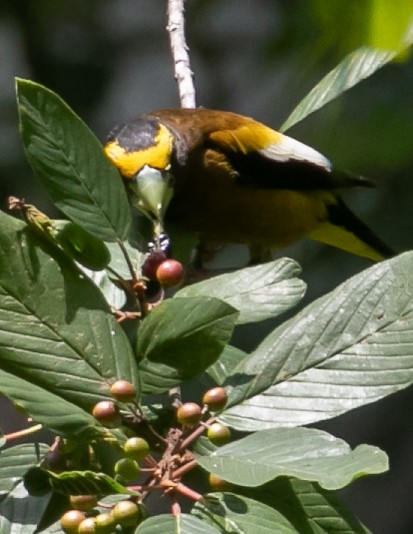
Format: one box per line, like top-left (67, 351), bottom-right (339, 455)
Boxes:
top-left (0, 15), bottom-right (413, 532)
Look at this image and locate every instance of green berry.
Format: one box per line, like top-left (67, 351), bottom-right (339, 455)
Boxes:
top-left (69, 494), bottom-right (97, 511)
top-left (208, 473), bottom-right (233, 492)
top-left (207, 422), bottom-right (231, 446)
top-left (124, 437), bottom-right (150, 461)
top-left (114, 458), bottom-right (141, 481)
top-left (111, 500), bottom-right (141, 527)
top-left (95, 512), bottom-right (117, 533)
top-left (60, 510), bottom-right (86, 534)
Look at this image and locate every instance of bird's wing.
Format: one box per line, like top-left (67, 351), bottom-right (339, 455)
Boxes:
top-left (208, 122), bottom-right (372, 190)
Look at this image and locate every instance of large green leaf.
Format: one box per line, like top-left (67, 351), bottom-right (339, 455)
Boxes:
top-left (0, 444), bottom-right (49, 495)
top-left (244, 477), bottom-right (370, 534)
top-left (176, 259), bottom-right (306, 324)
top-left (221, 253), bottom-right (413, 430)
top-left (0, 482), bottom-right (51, 534)
top-left (135, 514), bottom-right (222, 534)
top-left (0, 212), bottom-right (138, 437)
top-left (137, 297), bottom-right (238, 393)
top-left (280, 16), bottom-right (413, 133)
top-left (16, 78), bottom-right (131, 242)
top-left (197, 427), bottom-right (388, 491)
top-left (192, 492), bottom-right (297, 533)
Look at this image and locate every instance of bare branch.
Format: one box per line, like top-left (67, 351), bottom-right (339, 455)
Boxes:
top-left (167, 0), bottom-right (196, 108)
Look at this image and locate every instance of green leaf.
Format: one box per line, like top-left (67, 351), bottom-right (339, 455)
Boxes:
top-left (0, 443), bottom-right (49, 495)
top-left (197, 427), bottom-right (388, 491)
top-left (176, 259), bottom-right (306, 324)
top-left (16, 78), bottom-right (131, 242)
top-left (368, 0), bottom-right (413, 52)
top-left (222, 252), bottom-right (413, 430)
top-left (33, 492), bottom-right (69, 534)
top-left (55, 221), bottom-right (111, 271)
top-left (0, 370), bottom-right (105, 440)
top-left (82, 242), bottom-right (145, 310)
top-left (135, 513), bottom-right (222, 534)
top-left (105, 241), bottom-right (145, 280)
top-left (207, 345), bottom-right (250, 386)
top-left (24, 467), bottom-right (136, 497)
top-left (280, 44), bottom-right (411, 133)
top-left (182, 345), bottom-right (249, 410)
top-left (0, 211), bottom-right (139, 437)
top-left (137, 297), bottom-right (238, 392)
top-left (193, 492), bottom-right (297, 533)
top-left (244, 477), bottom-right (370, 534)
top-left (0, 482), bottom-right (51, 534)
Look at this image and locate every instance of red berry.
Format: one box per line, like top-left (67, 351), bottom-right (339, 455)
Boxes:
top-left (176, 402), bottom-right (202, 427)
top-left (110, 380), bottom-right (137, 403)
top-left (92, 401), bottom-right (121, 428)
top-left (141, 251), bottom-right (167, 280)
top-left (202, 387), bottom-right (228, 411)
top-left (156, 259), bottom-right (184, 287)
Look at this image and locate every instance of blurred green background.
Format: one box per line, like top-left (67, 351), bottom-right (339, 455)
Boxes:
top-left (1, 1), bottom-right (413, 532)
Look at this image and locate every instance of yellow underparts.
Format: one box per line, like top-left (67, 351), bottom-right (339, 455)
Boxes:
top-left (171, 150), bottom-right (332, 247)
top-left (104, 124), bottom-right (173, 178)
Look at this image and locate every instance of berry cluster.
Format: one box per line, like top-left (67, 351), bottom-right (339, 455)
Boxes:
top-left (59, 381), bottom-right (231, 532)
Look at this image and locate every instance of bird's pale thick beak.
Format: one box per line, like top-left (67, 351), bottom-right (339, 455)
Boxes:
top-left (128, 165), bottom-right (174, 234)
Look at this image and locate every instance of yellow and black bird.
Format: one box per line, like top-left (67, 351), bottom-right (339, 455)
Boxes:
top-left (104, 108), bottom-right (392, 261)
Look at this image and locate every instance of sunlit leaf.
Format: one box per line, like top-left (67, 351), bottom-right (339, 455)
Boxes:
top-left (176, 259), bottom-right (306, 324)
top-left (244, 477), bottom-right (370, 534)
top-left (135, 513), bottom-right (221, 534)
top-left (280, 14), bottom-right (413, 134)
top-left (197, 427), bottom-right (388, 490)
top-left (221, 253), bottom-right (413, 430)
top-left (193, 492), bottom-right (296, 533)
top-left (138, 297), bottom-right (238, 393)
top-left (0, 482), bottom-right (51, 534)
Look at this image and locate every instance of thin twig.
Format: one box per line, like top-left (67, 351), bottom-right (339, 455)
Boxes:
top-left (4, 424), bottom-right (43, 442)
top-left (167, 0), bottom-right (196, 108)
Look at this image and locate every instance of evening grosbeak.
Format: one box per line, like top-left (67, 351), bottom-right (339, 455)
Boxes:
top-left (104, 108), bottom-right (392, 261)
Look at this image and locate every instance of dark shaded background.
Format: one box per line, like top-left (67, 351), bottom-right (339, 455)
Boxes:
top-left (1, 1), bottom-right (413, 532)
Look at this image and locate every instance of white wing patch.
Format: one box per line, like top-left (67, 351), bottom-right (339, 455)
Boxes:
top-left (260, 134), bottom-right (331, 171)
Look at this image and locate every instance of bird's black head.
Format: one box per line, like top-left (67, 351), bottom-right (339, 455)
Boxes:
top-left (104, 117), bottom-right (174, 179)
